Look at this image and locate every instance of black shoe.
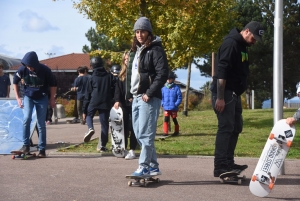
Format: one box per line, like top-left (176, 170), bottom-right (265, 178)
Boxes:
top-left (19, 145), bottom-right (30, 153)
top-left (100, 146), bottom-right (108, 152)
top-left (230, 164), bottom-right (248, 171)
top-left (83, 128), bottom-right (95, 142)
top-left (213, 168), bottom-right (233, 177)
top-left (172, 131), bottom-right (179, 136)
top-left (38, 150), bottom-right (46, 158)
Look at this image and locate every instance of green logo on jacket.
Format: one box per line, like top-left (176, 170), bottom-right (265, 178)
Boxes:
top-left (241, 52), bottom-right (248, 62)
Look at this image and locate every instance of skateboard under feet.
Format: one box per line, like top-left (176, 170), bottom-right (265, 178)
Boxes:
top-left (11, 151), bottom-right (36, 160)
top-left (125, 175), bottom-right (160, 187)
top-left (219, 170), bottom-right (246, 185)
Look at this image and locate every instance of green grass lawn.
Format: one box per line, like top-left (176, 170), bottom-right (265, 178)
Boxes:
top-left (60, 108), bottom-right (300, 159)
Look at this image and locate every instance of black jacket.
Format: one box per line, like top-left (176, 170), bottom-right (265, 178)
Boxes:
top-left (210, 28), bottom-right (250, 96)
top-left (83, 67), bottom-right (114, 113)
top-left (126, 36), bottom-right (169, 100)
top-left (114, 78), bottom-right (133, 107)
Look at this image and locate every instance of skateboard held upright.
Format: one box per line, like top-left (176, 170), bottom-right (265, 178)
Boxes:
top-left (110, 107), bottom-right (125, 158)
top-left (249, 119), bottom-right (296, 197)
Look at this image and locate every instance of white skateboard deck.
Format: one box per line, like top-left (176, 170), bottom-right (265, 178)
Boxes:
top-left (249, 119), bottom-right (296, 197)
top-left (110, 107), bottom-right (125, 158)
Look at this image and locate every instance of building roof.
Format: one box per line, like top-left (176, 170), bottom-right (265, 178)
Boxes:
top-left (9, 53), bottom-right (90, 72)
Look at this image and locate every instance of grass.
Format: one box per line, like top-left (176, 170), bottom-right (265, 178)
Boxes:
top-left (59, 108), bottom-right (300, 159)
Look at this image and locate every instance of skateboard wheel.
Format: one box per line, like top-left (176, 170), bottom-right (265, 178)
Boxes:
top-left (33, 153), bottom-right (36, 157)
top-left (128, 181), bottom-right (132, 186)
top-left (156, 178), bottom-right (160, 183)
top-left (219, 179), bottom-right (224, 184)
top-left (140, 179), bottom-right (145, 183)
top-left (269, 183), bottom-right (274, 189)
top-left (12, 155), bottom-right (15, 159)
top-left (287, 140), bottom-right (292, 147)
top-left (251, 175), bottom-right (257, 182)
top-left (242, 175), bottom-right (246, 180)
top-left (144, 182), bottom-right (148, 187)
top-left (238, 179), bottom-right (242, 185)
top-left (23, 155), bottom-right (28, 159)
top-left (269, 133), bottom-right (274, 140)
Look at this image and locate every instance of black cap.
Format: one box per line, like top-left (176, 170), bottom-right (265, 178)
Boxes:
top-left (244, 21), bottom-right (264, 42)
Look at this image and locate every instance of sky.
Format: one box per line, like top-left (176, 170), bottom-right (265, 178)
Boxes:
top-left (0, 0), bottom-right (211, 90)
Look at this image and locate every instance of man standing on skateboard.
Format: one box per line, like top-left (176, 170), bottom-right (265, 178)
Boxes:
top-left (210, 21), bottom-right (264, 177)
top-left (13, 51), bottom-right (57, 157)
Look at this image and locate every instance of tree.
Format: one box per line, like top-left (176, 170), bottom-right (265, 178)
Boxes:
top-left (82, 27), bottom-right (131, 53)
top-left (73, 0), bottom-right (238, 115)
top-left (195, 0), bottom-right (300, 108)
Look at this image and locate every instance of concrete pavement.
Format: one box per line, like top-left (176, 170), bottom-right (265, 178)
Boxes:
top-left (1, 118), bottom-right (300, 201)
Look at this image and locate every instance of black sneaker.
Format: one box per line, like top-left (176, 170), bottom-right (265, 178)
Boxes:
top-left (213, 168), bottom-right (234, 177)
top-left (172, 131), bottom-right (179, 136)
top-left (100, 146), bottom-right (108, 153)
top-left (230, 164), bottom-right (248, 171)
top-left (19, 145), bottom-right (30, 153)
top-left (38, 150), bottom-right (46, 158)
top-left (83, 128), bottom-right (95, 142)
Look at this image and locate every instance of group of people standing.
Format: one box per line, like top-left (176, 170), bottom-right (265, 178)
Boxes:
top-left (14, 17), bottom-right (295, 180)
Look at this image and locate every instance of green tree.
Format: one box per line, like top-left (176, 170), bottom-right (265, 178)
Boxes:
top-left (82, 27), bottom-right (131, 54)
top-left (195, 0), bottom-right (300, 108)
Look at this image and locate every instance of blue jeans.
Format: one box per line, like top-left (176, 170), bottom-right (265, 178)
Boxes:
top-left (86, 107), bottom-right (109, 147)
top-left (132, 95), bottom-right (161, 169)
top-left (211, 90), bottom-right (243, 170)
top-left (23, 96), bottom-right (48, 150)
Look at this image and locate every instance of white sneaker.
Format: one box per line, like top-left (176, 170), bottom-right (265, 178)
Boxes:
top-left (125, 150), bottom-right (136, 160)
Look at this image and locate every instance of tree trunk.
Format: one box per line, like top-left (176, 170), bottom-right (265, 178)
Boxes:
top-left (183, 60), bottom-right (192, 116)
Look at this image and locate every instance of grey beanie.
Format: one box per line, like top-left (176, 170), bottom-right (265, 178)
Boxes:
top-left (133, 17), bottom-right (153, 33)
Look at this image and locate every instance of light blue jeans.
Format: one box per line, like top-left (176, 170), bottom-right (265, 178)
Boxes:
top-left (132, 95), bottom-right (161, 169)
top-left (23, 96), bottom-right (48, 150)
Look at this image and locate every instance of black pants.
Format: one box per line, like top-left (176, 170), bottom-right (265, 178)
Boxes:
top-left (86, 107), bottom-right (109, 147)
top-left (122, 106), bottom-right (137, 150)
top-left (211, 90), bottom-right (243, 170)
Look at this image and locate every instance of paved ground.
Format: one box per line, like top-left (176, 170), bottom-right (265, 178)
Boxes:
top-left (1, 118), bottom-right (300, 201)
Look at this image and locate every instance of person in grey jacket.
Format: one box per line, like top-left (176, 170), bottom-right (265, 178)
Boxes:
top-left (126, 17), bottom-right (169, 177)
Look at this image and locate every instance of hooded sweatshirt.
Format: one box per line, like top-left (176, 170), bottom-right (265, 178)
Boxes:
top-left (82, 67), bottom-right (114, 113)
top-left (13, 51), bottom-right (56, 99)
top-left (210, 28), bottom-right (250, 96)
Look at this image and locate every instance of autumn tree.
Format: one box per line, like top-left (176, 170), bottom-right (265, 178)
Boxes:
top-left (73, 0), bottom-right (237, 114)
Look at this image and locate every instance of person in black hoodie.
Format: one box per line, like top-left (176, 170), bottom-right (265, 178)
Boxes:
top-left (210, 21), bottom-right (264, 177)
top-left (13, 51), bottom-right (57, 157)
top-left (82, 56), bottom-right (114, 152)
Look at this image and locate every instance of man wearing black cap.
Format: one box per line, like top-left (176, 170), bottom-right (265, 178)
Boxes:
top-left (210, 21), bottom-right (264, 177)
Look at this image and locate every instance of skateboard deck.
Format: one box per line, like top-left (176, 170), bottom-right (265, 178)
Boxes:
top-left (125, 175), bottom-right (160, 187)
top-left (110, 107), bottom-right (125, 158)
top-left (249, 119), bottom-right (296, 197)
top-left (155, 134), bottom-right (169, 141)
top-left (219, 170), bottom-right (246, 185)
top-left (11, 150), bottom-right (36, 160)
